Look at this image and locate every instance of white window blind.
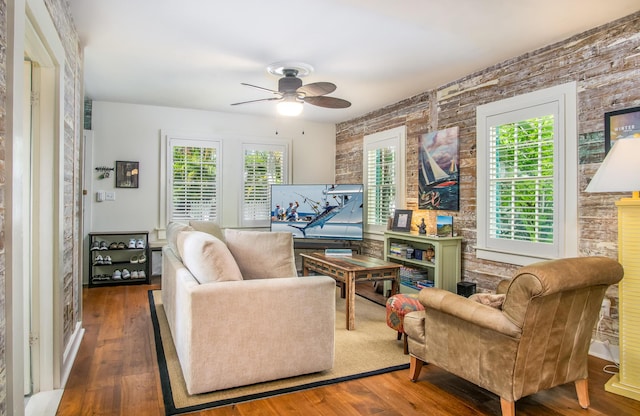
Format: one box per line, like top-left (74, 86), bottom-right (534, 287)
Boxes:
top-left (168, 138), bottom-right (220, 222)
top-left (241, 143), bottom-right (287, 227)
top-left (476, 82), bottom-right (577, 265)
top-left (363, 127), bottom-right (405, 235)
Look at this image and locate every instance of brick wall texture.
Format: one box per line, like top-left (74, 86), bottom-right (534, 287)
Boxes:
top-left (336, 11), bottom-right (640, 346)
top-left (0, 1), bottom-right (82, 414)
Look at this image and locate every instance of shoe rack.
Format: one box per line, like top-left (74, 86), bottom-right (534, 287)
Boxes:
top-left (88, 231), bottom-right (150, 287)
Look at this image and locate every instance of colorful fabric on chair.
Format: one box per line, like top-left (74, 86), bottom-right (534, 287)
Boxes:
top-left (385, 293), bottom-right (425, 334)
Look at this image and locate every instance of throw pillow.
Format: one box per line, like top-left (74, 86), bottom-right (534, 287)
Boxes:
top-left (469, 293), bottom-right (506, 309)
top-left (166, 222), bottom-right (194, 260)
top-left (224, 229), bottom-right (298, 279)
top-left (176, 230), bottom-right (243, 284)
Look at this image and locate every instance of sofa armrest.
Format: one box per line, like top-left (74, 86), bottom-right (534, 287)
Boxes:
top-left (418, 288), bottom-right (521, 338)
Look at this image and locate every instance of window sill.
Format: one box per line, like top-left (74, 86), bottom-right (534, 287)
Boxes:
top-left (475, 247), bottom-right (552, 267)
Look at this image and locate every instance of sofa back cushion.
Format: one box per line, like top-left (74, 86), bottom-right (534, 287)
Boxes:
top-left (166, 221), bottom-right (194, 260)
top-left (189, 220), bottom-right (225, 242)
top-left (224, 229), bottom-right (298, 279)
top-left (177, 230), bottom-right (243, 284)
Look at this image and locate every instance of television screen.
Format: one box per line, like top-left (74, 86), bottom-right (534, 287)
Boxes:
top-left (270, 184), bottom-right (364, 240)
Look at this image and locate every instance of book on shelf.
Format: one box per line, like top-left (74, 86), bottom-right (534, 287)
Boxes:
top-left (324, 248), bottom-right (353, 257)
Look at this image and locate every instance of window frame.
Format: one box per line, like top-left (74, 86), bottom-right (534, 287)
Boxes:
top-left (362, 126), bottom-right (406, 237)
top-left (240, 142), bottom-right (289, 228)
top-left (476, 82), bottom-right (578, 266)
top-left (166, 135), bottom-right (222, 223)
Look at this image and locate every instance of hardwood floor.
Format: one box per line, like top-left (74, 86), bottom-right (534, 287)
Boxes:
top-left (56, 280), bottom-right (640, 416)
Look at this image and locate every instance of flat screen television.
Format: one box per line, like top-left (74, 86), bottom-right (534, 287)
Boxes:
top-left (270, 184), bottom-right (363, 240)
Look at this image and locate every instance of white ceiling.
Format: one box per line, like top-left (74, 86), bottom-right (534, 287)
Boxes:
top-left (69, 0), bottom-right (639, 124)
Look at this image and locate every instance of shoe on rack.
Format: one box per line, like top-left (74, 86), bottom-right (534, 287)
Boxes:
top-left (117, 242), bottom-right (126, 249)
top-left (138, 253), bottom-right (146, 263)
top-left (104, 255), bottom-right (112, 265)
top-left (136, 239), bottom-right (145, 249)
top-left (99, 241), bottom-right (109, 250)
top-left (90, 241), bottom-right (100, 251)
top-left (94, 254), bottom-right (104, 265)
top-left (128, 239), bottom-right (137, 249)
top-left (113, 270), bottom-right (122, 280)
top-left (122, 269), bottom-right (131, 279)
top-left (138, 270), bottom-right (146, 279)
top-left (130, 255), bottom-right (138, 264)
top-left (131, 270), bottom-right (139, 279)
top-left (108, 242), bottom-right (118, 250)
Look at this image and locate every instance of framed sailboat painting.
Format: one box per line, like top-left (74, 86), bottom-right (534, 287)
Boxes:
top-left (418, 126), bottom-right (460, 210)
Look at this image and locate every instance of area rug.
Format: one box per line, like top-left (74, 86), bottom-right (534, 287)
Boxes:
top-left (149, 289), bottom-right (409, 415)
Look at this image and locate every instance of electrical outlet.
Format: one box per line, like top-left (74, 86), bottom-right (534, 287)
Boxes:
top-left (105, 191), bottom-right (116, 201)
top-left (601, 297), bottom-right (611, 318)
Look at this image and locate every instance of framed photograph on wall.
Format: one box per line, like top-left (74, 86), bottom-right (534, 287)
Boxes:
top-left (115, 161), bottom-right (139, 188)
top-left (391, 210), bottom-right (413, 232)
top-left (605, 106), bottom-right (640, 153)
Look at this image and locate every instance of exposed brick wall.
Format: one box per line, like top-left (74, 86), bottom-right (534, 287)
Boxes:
top-left (0, 0), bottom-right (7, 411)
top-left (336, 11), bottom-right (640, 345)
top-left (0, 1), bottom-right (81, 413)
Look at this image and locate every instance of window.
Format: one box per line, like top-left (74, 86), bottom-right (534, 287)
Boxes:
top-left (363, 126), bottom-right (406, 235)
top-left (167, 138), bottom-right (221, 222)
top-left (476, 82), bottom-right (577, 265)
top-left (241, 143), bottom-right (288, 227)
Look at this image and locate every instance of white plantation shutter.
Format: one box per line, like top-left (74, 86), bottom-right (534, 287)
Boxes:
top-left (363, 127), bottom-right (405, 234)
top-left (241, 143), bottom-right (287, 227)
top-left (489, 115), bottom-right (555, 244)
top-left (366, 146), bottom-right (396, 226)
top-left (168, 138), bottom-right (220, 222)
top-left (476, 83), bottom-right (577, 265)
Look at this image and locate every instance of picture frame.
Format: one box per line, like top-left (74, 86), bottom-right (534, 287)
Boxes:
top-left (391, 210), bottom-right (413, 232)
top-left (604, 106), bottom-right (640, 154)
top-left (115, 161), bottom-right (139, 188)
top-left (436, 215), bottom-right (453, 237)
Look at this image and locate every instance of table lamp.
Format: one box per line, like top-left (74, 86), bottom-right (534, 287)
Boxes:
top-left (585, 137), bottom-right (640, 401)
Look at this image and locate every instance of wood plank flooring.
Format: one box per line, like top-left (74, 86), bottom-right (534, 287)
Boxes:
top-left (56, 280), bottom-right (640, 415)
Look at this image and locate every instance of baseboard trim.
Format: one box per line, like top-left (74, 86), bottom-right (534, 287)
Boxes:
top-left (589, 339), bottom-right (619, 364)
top-left (61, 322), bottom-right (84, 387)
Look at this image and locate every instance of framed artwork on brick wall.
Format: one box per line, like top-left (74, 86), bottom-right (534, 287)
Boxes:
top-left (418, 126), bottom-right (460, 211)
top-left (605, 106), bottom-right (640, 154)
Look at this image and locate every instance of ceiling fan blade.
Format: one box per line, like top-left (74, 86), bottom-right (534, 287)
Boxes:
top-left (231, 97), bottom-right (281, 106)
top-left (241, 82), bottom-right (279, 94)
top-left (304, 96), bottom-right (351, 109)
top-left (297, 82), bottom-right (336, 97)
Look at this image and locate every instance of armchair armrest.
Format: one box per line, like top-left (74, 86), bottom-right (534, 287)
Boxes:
top-left (419, 288), bottom-right (521, 338)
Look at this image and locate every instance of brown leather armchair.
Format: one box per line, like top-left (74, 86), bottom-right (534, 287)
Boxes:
top-left (404, 256), bottom-right (623, 416)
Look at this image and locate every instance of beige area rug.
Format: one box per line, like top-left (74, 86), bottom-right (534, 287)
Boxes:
top-left (149, 289), bottom-right (409, 415)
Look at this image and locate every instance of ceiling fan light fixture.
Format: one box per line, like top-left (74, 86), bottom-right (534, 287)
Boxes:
top-left (277, 97), bottom-right (303, 116)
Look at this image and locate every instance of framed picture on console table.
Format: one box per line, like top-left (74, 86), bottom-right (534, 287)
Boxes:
top-left (391, 210), bottom-right (413, 232)
top-left (605, 106), bottom-right (640, 154)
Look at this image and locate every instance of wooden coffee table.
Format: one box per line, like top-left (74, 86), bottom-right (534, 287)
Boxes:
top-left (301, 252), bottom-right (401, 330)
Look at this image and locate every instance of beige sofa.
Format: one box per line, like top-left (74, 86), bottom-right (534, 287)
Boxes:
top-left (162, 221), bottom-right (336, 395)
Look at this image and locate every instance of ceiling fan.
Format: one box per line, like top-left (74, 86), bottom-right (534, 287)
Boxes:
top-left (231, 66), bottom-right (351, 116)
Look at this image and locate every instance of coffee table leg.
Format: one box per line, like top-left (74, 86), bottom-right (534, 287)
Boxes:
top-left (346, 271), bottom-right (356, 330)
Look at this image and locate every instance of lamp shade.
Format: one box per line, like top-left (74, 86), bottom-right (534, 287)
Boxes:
top-left (585, 138), bottom-right (640, 193)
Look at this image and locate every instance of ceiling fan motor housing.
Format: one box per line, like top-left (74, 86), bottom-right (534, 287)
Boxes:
top-left (278, 74), bottom-right (303, 93)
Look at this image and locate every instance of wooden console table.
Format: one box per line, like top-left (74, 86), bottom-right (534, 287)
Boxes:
top-left (301, 253), bottom-right (401, 330)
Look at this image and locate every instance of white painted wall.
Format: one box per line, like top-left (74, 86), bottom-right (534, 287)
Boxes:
top-left (87, 101), bottom-right (336, 242)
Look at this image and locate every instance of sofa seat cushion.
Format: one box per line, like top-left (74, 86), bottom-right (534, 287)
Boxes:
top-left (224, 229), bottom-right (298, 279)
top-left (177, 230), bottom-right (243, 284)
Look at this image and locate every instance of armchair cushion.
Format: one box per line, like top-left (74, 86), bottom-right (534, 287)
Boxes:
top-left (224, 229), bottom-right (298, 279)
top-left (469, 293), bottom-right (506, 309)
top-left (177, 230), bottom-right (243, 284)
